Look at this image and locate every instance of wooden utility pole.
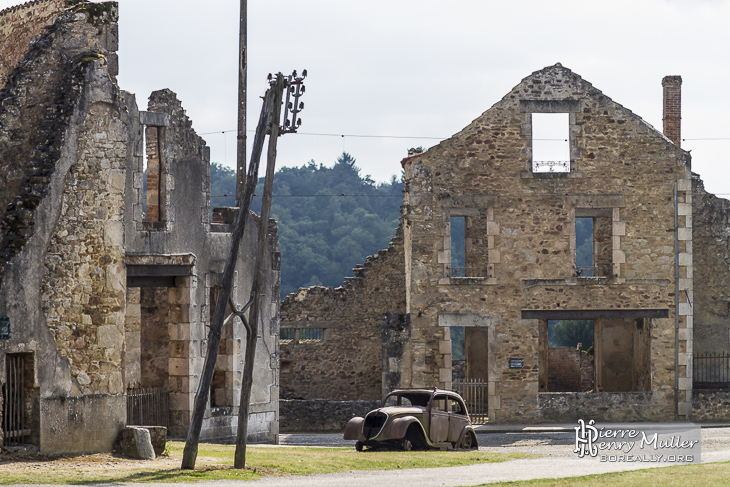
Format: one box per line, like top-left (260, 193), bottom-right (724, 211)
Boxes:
top-left (181, 70), bottom-right (305, 471)
top-left (181, 84), bottom-right (274, 470)
top-left (235, 0), bottom-right (247, 206)
top-left (234, 74), bottom-right (285, 469)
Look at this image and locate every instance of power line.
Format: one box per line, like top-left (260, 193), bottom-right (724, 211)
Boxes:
top-left (212, 193), bottom-right (402, 198)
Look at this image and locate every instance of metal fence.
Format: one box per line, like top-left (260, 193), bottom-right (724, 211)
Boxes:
top-left (127, 386), bottom-right (169, 427)
top-left (2, 355), bottom-right (30, 446)
top-left (452, 378), bottom-right (488, 424)
top-left (694, 352), bottom-right (730, 389)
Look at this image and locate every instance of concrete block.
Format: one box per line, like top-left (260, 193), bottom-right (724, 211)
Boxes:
top-left (118, 427), bottom-right (155, 460)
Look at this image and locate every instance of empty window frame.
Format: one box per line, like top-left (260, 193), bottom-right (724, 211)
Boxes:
top-left (532, 113), bottom-right (570, 173)
top-left (574, 212), bottom-right (612, 277)
top-left (279, 327), bottom-right (324, 343)
top-left (539, 318), bottom-right (650, 393)
top-left (450, 216), bottom-right (466, 277)
top-left (546, 320), bottom-right (595, 392)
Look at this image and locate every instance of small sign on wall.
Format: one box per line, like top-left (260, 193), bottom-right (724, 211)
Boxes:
top-left (0, 317), bottom-right (9, 339)
top-left (508, 357), bottom-right (524, 369)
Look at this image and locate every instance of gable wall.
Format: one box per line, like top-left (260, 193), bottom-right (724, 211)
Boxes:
top-left (402, 65), bottom-right (692, 422)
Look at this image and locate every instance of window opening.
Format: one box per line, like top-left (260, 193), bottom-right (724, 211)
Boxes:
top-left (451, 326), bottom-right (466, 381)
top-left (575, 217), bottom-right (594, 276)
top-left (280, 328), bottom-right (295, 341)
top-left (546, 320), bottom-right (594, 393)
top-left (450, 216), bottom-right (466, 277)
top-left (300, 328), bottom-right (323, 342)
top-left (532, 113), bottom-right (569, 173)
top-left (144, 125), bottom-right (165, 222)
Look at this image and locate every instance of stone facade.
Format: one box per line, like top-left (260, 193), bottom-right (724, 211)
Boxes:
top-left (0, 1), bottom-right (279, 453)
top-left (279, 226), bottom-right (406, 402)
top-left (400, 64), bottom-right (693, 423)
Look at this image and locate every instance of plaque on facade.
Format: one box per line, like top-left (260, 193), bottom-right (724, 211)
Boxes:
top-left (508, 357), bottom-right (523, 369)
top-left (0, 317), bottom-right (9, 339)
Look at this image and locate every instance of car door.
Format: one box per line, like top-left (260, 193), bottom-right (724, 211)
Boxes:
top-left (447, 396), bottom-right (470, 444)
top-left (429, 394), bottom-right (449, 443)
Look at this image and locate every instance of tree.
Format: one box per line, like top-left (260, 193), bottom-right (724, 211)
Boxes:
top-left (548, 320), bottom-right (594, 349)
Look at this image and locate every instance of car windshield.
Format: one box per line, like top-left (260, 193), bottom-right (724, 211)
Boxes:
top-left (383, 392), bottom-right (431, 408)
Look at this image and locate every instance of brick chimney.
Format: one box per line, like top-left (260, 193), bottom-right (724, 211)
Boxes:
top-left (662, 75), bottom-right (682, 147)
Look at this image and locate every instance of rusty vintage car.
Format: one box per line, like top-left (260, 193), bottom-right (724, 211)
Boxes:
top-left (343, 388), bottom-right (479, 451)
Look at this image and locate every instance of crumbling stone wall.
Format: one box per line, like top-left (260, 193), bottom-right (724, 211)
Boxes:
top-left (547, 348), bottom-right (594, 392)
top-left (692, 175), bottom-right (730, 356)
top-left (280, 225), bottom-right (406, 401)
top-left (401, 64), bottom-right (693, 422)
top-left (0, 0), bottom-right (66, 86)
top-left (0, 2), bottom-right (126, 453)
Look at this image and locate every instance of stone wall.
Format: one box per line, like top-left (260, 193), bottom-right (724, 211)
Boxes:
top-left (401, 64), bottom-right (693, 423)
top-left (0, 0), bottom-right (66, 86)
top-left (280, 399), bottom-right (380, 432)
top-left (692, 390), bottom-right (730, 422)
top-left (280, 225), bottom-right (406, 401)
top-left (547, 347), bottom-right (594, 392)
top-left (0, 2), bottom-right (126, 453)
top-left (692, 175), bottom-right (730, 356)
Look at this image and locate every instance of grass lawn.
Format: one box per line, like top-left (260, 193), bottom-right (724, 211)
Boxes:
top-left (0, 441), bottom-right (523, 484)
top-left (478, 461), bottom-right (730, 487)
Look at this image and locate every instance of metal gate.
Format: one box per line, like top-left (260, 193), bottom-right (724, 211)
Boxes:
top-left (3, 354), bottom-right (31, 446)
top-left (127, 386), bottom-right (169, 427)
top-left (452, 378), bottom-right (488, 424)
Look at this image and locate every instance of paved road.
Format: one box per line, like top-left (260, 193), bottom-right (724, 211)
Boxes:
top-left (193, 427), bottom-right (730, 487)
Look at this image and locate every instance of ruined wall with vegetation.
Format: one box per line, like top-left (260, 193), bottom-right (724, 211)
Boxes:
top-left (0, 0), bottom-right (66, 86)
top-left (692, 175), bottom-right (730, 355)
top-left (0, 2), bottom-right (126, 453)
top-left (279, 225), bottom-right (406, 401)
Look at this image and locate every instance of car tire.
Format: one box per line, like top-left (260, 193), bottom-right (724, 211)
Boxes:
top-left (402, 439), bottom-right (413, 451)
top-left (355, 441), bottom-right (364, 452)
top-left (460, 432), bottom-right (476, 450)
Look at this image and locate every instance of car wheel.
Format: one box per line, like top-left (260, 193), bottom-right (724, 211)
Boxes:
top-left (460, 432), bottom-right (476, 450)
top-left (402, 439), bottom-right (413, 451)
top-left (355, 441), bottom-right (364, 452)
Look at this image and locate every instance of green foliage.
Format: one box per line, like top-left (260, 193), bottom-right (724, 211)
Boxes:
top-left (209, 154), bottom-right (403, 298)
top-left (548, 320), bottom-right (594, 349)
top-left (575, 217), bottom-right (593, 274)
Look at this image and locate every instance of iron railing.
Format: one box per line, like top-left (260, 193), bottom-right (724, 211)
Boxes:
top-left (694, 352), bottom-right (730, 389)
top-left (2, 354), bottom-right (30, 446)
top-left (533, 160), bottom-right (569, 173)
top-left (452, 378), bottom-right (487, 424)
top-left (127, 386), bottom-right (169, 427)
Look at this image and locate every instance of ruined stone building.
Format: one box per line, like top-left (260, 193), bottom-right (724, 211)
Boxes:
top-left (0, 1), bottom-right (279, 453)
top-left (282, 64), bottom-right (730, 425)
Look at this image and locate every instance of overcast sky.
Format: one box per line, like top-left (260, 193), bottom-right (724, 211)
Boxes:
top-left (3, 0), bottom-right (729, 195)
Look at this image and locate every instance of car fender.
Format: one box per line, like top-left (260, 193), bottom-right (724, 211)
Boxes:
top-left (386, 416), bottom-right (426, 440)
top-left (343, 416), bottom-right (365, 440)
top-left (457, 425), bottom-right (479, 448)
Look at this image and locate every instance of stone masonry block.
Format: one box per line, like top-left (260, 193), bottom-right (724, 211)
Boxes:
top-left (439, 368), bottom-right (451, 383)
top-left (612, 221), bottom-right (625, 236)
top-left (678, 227), bottom-right (691, 241)
top-left (678, 352), bottom-right (691, 367)
top-left (437, 250), bottom-right (449, 264)
top-left (678, 377), bottom-right (692, 391)
top-left (679, 253), bottom-right (692, 266)
top-left (487, 221), bottom-right (500, 236)
top-left (677, 179), bottom-right (691, 192)
top-left (438, 340), bottom-right (451, 354)
top-left (488, 249), bottom-right (501, 264)
top-left (679, 302), bottom-right (691, 316)
top-left (679, 278), bottom-right (692, 291)
top-left (677, 202), bottom-right (691, 216)
top-left (613, 250), bottom-right (625, 264)
top-left (678, 401), bottom-right (692, 418)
